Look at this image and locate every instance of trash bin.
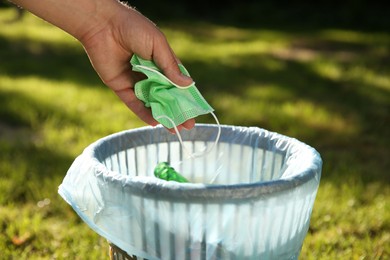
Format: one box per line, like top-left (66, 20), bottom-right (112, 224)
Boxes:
top-left (59, 124), bottom-right (322, 260)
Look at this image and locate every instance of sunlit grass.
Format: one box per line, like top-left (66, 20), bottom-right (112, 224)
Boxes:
top-left (1, 9), bottom-right (389, 259)
top-left (0, 203), bottom-right (107, 259)
top-left (302, 181), bottom-right (389, 259)
top-left (318, 29), bottom-right (390, 45)
top-left (0, 75), bottom-right (143, 154)
top-left (165, 24), bottom-right (290, 62)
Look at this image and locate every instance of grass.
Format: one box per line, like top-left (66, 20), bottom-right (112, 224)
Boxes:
top-left (0, 7), bottom-right (389, 259)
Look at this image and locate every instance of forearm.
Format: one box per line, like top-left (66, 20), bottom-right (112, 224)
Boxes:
top-left (10, 0), bottom-right (125, 41)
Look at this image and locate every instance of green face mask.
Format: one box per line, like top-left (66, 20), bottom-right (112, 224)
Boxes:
top-left (130, 55), bottom-right (214, 129)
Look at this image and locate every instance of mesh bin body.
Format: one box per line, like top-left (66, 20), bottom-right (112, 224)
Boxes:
top-left (59, 124), bottom-right (322, 260)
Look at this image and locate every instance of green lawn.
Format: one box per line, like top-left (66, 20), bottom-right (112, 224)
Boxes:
top-left (0, 7), bottom-right (389, 259)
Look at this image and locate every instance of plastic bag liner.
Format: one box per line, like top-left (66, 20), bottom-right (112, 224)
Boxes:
top-left (58, 124), bottom-right (322, 260)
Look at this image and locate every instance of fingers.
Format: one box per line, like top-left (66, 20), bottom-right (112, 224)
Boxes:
top-left (166, 119), bottom-right (196, 134)
top-left (121, 6), bottom-right (192, 87)
top-left (111, 70), bottom-right (195, 130)
top-left (152, 39), bottom-right (193, 87)
top-left (115, 86), bottom-right (159, 126)
top-left (181, 119), bottom-right (196, 130)
top-left (109, 68), bottom-right (158, 126)
top-left (147, 38), bottom-right (196, 130)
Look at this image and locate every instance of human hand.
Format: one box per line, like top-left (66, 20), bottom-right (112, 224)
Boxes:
top-left (80, 3), bottom-right (195, 131)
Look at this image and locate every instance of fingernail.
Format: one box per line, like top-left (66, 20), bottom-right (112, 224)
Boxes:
top-left (180, 73), bottom-right (192, 80)
top-left (180, 74), bottom-right (193, 84)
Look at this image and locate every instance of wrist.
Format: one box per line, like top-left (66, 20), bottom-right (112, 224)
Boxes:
top-left (73, 0), bottom-right (127, 43)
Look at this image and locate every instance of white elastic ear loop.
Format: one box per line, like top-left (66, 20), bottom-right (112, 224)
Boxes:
top-left (156, 112), bottom-right (221, 159)
top-left (134, 65), bottom-right (194, 89)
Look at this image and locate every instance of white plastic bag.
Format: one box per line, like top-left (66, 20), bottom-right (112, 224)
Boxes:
top-left (59, 124), bottom-right (322, 260)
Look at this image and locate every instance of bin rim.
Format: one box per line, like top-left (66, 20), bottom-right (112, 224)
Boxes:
top-left (82, 124), bottom-right (322, 202)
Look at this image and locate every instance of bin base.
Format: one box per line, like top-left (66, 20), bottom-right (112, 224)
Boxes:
top-left (109, 244), bottom-right (137, 260)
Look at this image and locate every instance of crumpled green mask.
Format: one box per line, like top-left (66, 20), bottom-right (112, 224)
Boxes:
top-left (130, 55), bottom-right (214, 129)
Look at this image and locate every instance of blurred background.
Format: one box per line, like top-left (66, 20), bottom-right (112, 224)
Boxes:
top-left (0, 0), bottom-right (389, 258)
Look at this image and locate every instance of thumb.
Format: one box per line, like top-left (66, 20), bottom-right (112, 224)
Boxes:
top-left (153, 45), bottom-right (193, 87)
